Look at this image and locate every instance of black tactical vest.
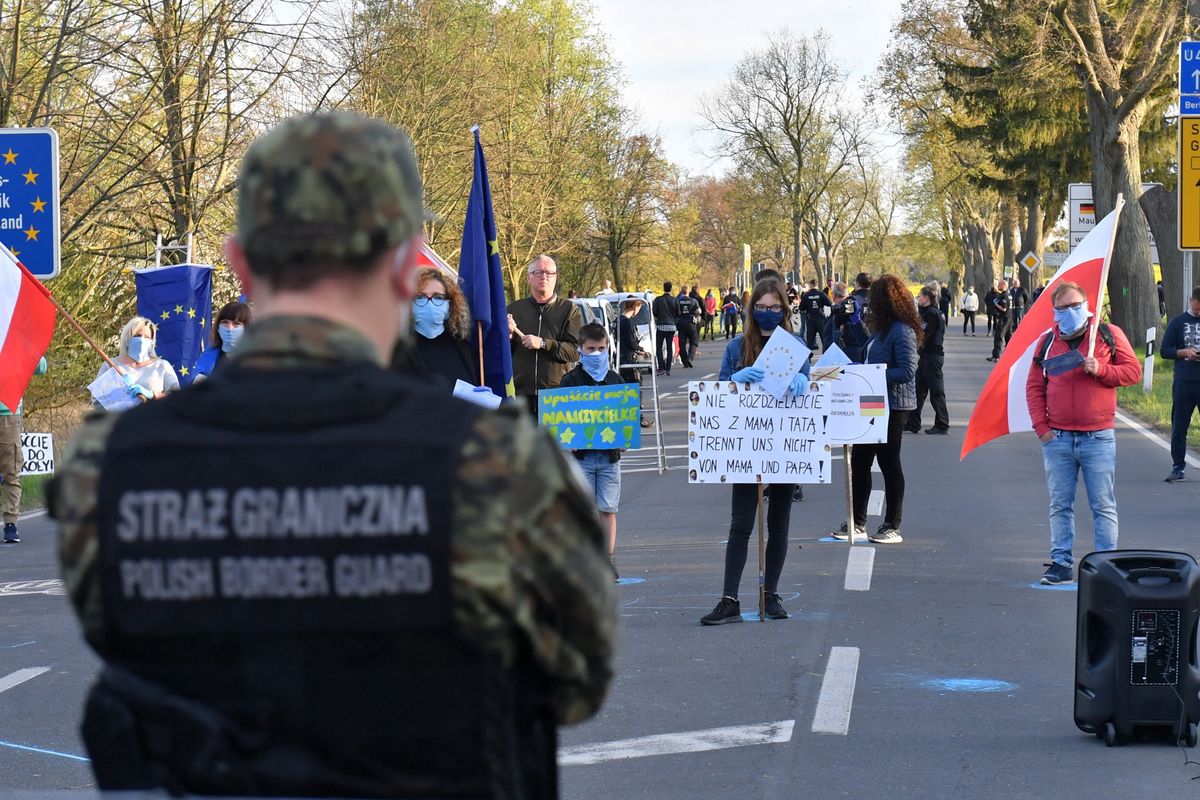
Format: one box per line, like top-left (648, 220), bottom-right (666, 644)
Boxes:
top-left (84, 361), bottom-right (555, 799)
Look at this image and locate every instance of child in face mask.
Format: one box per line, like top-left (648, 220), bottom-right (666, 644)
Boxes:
top-left (94, 316), bottom-right (181, 406)
top-left (557, 323), bottom-right (626, 577)
top-left (193, 301), bottom-right (253, 382)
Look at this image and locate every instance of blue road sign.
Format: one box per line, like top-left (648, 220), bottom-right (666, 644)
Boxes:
top-left (1181, 42), bottom-right (1200, 115)
top-left (0, 129), bottom-right (60, 279)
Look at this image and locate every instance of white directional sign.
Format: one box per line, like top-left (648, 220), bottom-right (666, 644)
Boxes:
top-left (1068, 183), bottom-right (1158, 262)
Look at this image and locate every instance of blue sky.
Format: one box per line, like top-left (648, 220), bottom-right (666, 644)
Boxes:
top-left (589, 0), bottom-right (906, 176)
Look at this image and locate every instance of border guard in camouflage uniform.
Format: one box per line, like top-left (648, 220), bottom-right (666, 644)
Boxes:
top-left (49, 111), bottom-right (617, 798)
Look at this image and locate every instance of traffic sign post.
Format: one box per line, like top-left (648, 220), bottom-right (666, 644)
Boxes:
top-left (0, 128), bottom-right (60, 279)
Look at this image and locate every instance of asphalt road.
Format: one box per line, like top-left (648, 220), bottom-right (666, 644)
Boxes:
top-left (2, 326), bottom-right (1199, 798)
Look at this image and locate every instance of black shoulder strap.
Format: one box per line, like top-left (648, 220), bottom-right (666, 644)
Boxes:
top-left (1034, 331), bottom-right (1054, 366)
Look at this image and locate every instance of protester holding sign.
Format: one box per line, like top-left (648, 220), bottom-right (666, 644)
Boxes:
top-left (558, 322), bottom-right (628, 575)
top-left (193, 301), bottom-right (252, 381)
top-left (832, 274), bottom-right (919, 545)
top-left (93, 317), bottom-right (180, 406)
top-left (701, 276), bottom-right (811, 625)
top-left (0, 356), bottom-right (47, 544)
top-left (391, 267), bottom-right (478, 390)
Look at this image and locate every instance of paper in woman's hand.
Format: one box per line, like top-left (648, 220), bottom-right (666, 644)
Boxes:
top-left (88, 368), bottom-right (139, 411)
top-left (751, 333), bottom-right (811, 399)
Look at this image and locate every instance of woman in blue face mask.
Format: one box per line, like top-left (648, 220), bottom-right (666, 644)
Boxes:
top-left (702, 276), bottom-right (812, 626)
top-left (390, 267), bottom-right (478, 391)
top-left (193, 301), bottom-right (252, 382)
top-left (93, 316), bottom-right (181, 407)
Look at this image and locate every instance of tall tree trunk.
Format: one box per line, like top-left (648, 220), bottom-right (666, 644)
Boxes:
top-left (1139, 185), bottom-right (1183, 319)
top-left (1087, 96), bottom-right (1158, 345)
top-left (791, 203), bottom-right (803, 282)
top-left (1020, 193), bottom-right (1044, 287)
top-left (1000, 201), bottom-right (1018, 277)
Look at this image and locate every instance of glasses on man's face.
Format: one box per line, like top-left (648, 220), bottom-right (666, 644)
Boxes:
top-left (529, 270), bottom-right (557, 279)
top-left (1054, 300), bottom-right (1085, 311)
top-left (754, 304), bottom-right (783, 313)
top-left (414, 294), bottom-right (448, 307)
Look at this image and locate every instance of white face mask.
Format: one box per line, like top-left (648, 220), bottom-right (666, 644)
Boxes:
top-left (128, 335), bottom-right (154, 362)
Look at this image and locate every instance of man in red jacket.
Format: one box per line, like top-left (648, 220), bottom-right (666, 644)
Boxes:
top-left (1026, 281), bottom-right (1142, 585)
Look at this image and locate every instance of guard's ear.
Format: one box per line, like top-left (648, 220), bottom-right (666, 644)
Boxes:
top-left (225, 236), bottom-right (255, 300)
top-left (389, 237), bottom-right (421, 301)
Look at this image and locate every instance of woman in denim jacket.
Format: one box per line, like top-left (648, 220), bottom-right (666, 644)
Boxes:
top-left (831, 274), bottom-right (920, 544)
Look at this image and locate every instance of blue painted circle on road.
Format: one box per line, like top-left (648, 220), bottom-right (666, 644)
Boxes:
top-left (919, 678), bottom-right (1017, 693)
top-left (1027, 581), bottom-right (1077, 591)
top-left (740, 612), bottom-right (792, 622)
top-left (616, 577), bottom-right (646, 586)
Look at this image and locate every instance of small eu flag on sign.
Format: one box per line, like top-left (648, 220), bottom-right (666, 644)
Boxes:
top-left (134, 265), bottom-right (213, 386)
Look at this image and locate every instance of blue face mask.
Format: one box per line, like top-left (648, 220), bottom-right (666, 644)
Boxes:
top-left (413, 301), bottom-right (449, 339)
top-left (753, 309), bottom-right (785, 331)
top-left (217, 324), bottom-right (244, 352)
top-left (128, 335), bottom-right (153, 362)
top-left (580, 351), bottom-right (609, 382)
top-left (1054, 301), bottom-right (1091, 336)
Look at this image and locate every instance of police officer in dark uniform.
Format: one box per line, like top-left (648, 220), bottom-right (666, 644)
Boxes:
top-left (988, 279), bottom-right (1012, 361)
top-left (905, 286), bottom-right (950, 434)
top-left (800, 279), bottom-right (831, 352)
top-left (49, 111), bottom-right (616, 798)
top-left (675, 286), bottom-right (700, 368)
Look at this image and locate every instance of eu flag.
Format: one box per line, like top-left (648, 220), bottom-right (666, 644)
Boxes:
top-left (134, 264), bottom-right (213, 386)
top-left (458, 127), bottom-right (514, 398)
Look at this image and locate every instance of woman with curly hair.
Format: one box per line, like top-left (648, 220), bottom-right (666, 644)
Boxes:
top-left (831, 273), bottom-right (921, 545)
top-left (391, 267), bottom-right (478, 390)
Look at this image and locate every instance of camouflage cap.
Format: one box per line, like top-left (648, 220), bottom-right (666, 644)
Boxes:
top-left (237, 111), bottom-right (425, 267)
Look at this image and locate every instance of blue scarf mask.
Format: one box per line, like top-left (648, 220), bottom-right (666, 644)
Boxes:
top-left (127, 336), bottom-right (153, 362)
top-left (580, 352), bottom-right (609, 382)
top-left (217, 324), bottom-right (244, 353)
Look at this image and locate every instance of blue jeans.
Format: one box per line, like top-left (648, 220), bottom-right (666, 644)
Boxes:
top-left (1041, 429), bottom-right (1118, 567)
top-left (577, 450), bottom-right (621, 513)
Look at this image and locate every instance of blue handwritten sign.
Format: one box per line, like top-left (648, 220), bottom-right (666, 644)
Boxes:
top-left (538, 383), bottom-right (641, 450)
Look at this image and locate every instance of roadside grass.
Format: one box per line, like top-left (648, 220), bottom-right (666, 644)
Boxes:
top-left (18, 473), bottom-right (51, 512)
top-left (1117, 357), bottom-right (1200, 452)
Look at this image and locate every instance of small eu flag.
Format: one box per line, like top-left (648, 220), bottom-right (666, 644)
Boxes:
top-left (458, 127), bottom-right (514, 398)
top-left (134, 264), bottom-right (213, 386)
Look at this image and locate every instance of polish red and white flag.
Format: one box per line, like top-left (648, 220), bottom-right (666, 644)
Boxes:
top-left (0, 242), bottom-right (56, 410)
top-left (960, 201), bottom-right (1122, 459)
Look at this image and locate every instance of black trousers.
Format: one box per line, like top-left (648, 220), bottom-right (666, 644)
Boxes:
top-left (908, 354), bottom-right (949, 431)
top-left (656, 328), bottom-right (675, 372)
top-left (701, 316), bottom-right (716, 339)
top-left (1171, 381), bottom-right (1200, 470)
top-left (962, 310), bottom-right (976, 334)
top-left (722, 483), bottom-right (793, 597)
top-left (991, 318), bottom-right (1009, 358)
top-left (724, 315), bottom-right (738, 338)
top-left (676, 322), bottom-right (698, 367)
top-left (852, 410), bottom-right (907, 530)
top-left (804, 316), bottom-right (825, 352)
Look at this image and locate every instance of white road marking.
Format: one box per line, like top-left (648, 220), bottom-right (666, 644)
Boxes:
top-left (559, 720), bottom-right (795, 766)
top-left (812, 647), bottom-right (860, 735)
top-left (844, 547), bottom-right (876, 591)
top-left (703, 372), bottom-right (717, 379)
top-left (1115, 410), bottom-right (1200, 469)
top-left (18, 509), bottom-right (46, 520)
top-left (867, 489), bottom-right (884, 516)
top-left (0, 667), bottom-right (50, 695)
top-left (0, 579), bottom-right (66, 597)
top-left (659, 393), bottom-right (672, 400)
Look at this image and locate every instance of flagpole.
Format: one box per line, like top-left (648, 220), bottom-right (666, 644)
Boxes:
top-left (0, 242), bottom-right (123, 373)
top-left (477, 320), bottom-right (486, 386)
top-left (1088, 193), bottom-right (1125, 358)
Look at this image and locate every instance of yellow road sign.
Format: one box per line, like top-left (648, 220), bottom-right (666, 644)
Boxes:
top-left (1181, 116), bottom-right (1200, 250)
top-left (1019, 251), bottom-right (1042, 271)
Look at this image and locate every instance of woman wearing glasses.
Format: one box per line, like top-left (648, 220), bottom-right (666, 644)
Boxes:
top-left (391, 267), bottom-right (478, 390)
top-left (701, 276), bottom-right (811, 626)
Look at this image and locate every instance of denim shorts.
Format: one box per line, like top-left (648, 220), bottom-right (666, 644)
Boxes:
top-left (577, 450), bottom-right (621, 513)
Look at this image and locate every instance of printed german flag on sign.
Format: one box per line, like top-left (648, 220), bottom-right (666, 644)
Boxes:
top-left (1079, 203), bottom-right (1094, 215)
top-left (860, 395), bottom-right (886, 417)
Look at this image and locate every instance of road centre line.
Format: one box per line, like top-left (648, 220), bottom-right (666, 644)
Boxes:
top-left (0, 667), bottom-right (50, 695)
top-left (0, 739), bottom-right (90, 763)
top-left (1115, 410), bottom-right (1200, 469)
top-left (559, 719), bottom-right (795, 766)
top-left (844, 547), bottom-right (875, 592)
top-left (811, 647), bottom-right (860, 735)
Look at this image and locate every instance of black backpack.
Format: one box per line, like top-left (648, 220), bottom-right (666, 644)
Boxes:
top-left (1032, 323), bottom-right (1116, 378)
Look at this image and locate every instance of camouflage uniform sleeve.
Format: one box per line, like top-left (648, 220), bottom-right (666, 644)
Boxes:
top-left (48, 411), bottom-right (120, 651)
top-left (452, 407), bottom-right (617, 725)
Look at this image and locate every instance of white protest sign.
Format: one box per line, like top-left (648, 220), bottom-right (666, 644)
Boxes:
top-left (752, 332), bottom-right (811, 399)
top-left (88, 367), bottom-right (138, 412)
top-left (810, 364), bottom-right (889, 445)
top-left (686, 381), bottom-right (830, 484)
top-left (20, 432), bottom-right (54, 475)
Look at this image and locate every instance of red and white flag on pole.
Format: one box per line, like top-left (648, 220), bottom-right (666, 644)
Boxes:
top-left (0, 242), bottom-right (56, 410)
top-left (960, 201), bottom-right (1123, 459)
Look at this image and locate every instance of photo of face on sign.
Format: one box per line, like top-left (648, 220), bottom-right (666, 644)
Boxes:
top-left (689, 431), bottom-right (695, 442)
top-left (690, 411), bottom-right (696, 424)
top-left (728, 382), bottom-right (738, 394)
top-left (689, 469), bottom-right (698, 481)
top-left (698, 382), bottom-right (706, 391)
top-left (689, 391), bottom-right (700, 406)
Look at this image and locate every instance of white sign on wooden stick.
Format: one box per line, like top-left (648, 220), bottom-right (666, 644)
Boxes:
top-left (809, 364), bottom-right (890, 445)
top-left (686, 381), bottom-right (830, 484)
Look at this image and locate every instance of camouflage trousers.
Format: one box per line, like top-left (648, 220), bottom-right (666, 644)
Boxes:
top-left (0, 415), bottom-right (22, 523)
